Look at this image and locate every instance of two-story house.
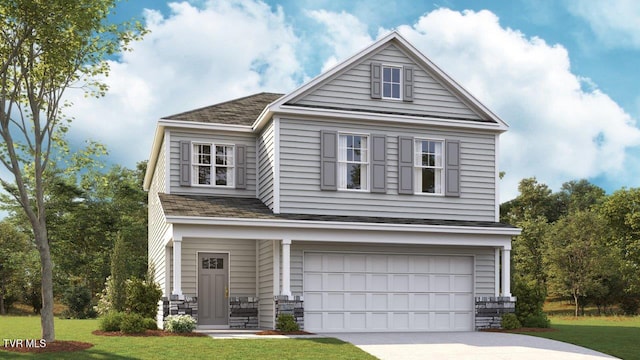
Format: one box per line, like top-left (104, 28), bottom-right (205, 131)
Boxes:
top-left (143, 31), bottom-right (520, 333)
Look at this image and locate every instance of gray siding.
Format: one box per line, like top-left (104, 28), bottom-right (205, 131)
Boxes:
top-left (148, 136), bottom-right (170, 296)
top-left (180, 238), bottom-right (257, 297)
top-left (169, 130), bottom-right (257, 196)
top-left (257, 121), bottom-right (275, 209)
top-left (278, 117), bottom-right (496, 221)
top-left (258, 240), bottom-right (275, 328)
top-left (291, 43), bottom-right (482, 121)
top-left (290, 242), bottom-right (496, 297)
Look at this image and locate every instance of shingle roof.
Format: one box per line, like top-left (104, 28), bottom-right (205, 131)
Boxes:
top-left (158, 193), bottom-right (516, 228)
top-left (162, 92), bottom-right (284, 126)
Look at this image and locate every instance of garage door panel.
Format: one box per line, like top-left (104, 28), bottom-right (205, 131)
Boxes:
top-left (303, 252), bottom-right (474, 332)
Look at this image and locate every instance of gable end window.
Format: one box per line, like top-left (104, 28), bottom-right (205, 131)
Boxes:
top-left (371, 62), bottom-right (414, 102)
top-left (338, 134), bottom-right (369, 190)
top-left (414, 139), bottom-right (443, 194)
top-left (192, 143), bottom-right (235, 187)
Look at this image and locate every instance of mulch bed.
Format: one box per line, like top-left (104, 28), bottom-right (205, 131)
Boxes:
top-left (2, 340), bottom-right (94, 353)
top-left (481, 327), bottom-right (558, 333)
top-left (92, 329), bottom-right (208, 337)
top-left (256, 330), bottom-right (315, 335)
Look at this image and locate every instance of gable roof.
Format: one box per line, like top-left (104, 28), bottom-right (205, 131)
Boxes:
top-left (264, 31), bottom-right (509, 130)
top-left (162, 92), bottom-right (283, 126)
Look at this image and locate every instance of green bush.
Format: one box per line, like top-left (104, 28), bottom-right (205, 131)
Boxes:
top-left (62, 283), bottom-right (96, 319)
top-left (142, 317), bottom-right (158, 330)
top-left (513, 279), bottom-right (546, 323)
top-left (99, 311), bottom-right (125, 332)
top-left (164, 315), bottom-right (197, 333)
top-left (522, 313), bottom-right (551, 328)
top-left (120, 313), bottom-right (146, 334)
top-left (620, 297), bottom-right (639, 315)
top-left (276, 314), bottom-right (299, 332)
top-left (125, 277), bottom-right (162, 319)
top-left (500, 313), bottom-right (521, 330)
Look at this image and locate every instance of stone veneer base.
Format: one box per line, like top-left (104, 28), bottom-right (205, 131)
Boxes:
top-left (475, 296), bottom-right (517, 330)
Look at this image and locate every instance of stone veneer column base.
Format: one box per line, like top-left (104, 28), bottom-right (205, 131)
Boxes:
top-left (275, 295), bottom-right (304, 330)
top-left (229, 297), bottom-right (259, 329)
top-left (475, 296), bottom-right (517, 330)
top-left (163, 295), bottom-right (198, 324)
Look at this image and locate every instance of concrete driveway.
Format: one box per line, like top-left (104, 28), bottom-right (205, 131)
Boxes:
top-left (322, 332), bottom-right (618, 360)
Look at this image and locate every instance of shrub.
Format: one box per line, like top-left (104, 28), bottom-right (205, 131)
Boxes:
top-left (513, 279), bottom-right (546, 323)
top-left (164, 315), bottom-right (197, 333)
top-left (142, 317), bottom-right (158, 330)
top-left (500, 313), bottom-right (521, 330)
top-left (276, 314), bottom-right (299, 332)
top-left (62, 283), bottom-right (95, 319)
top-left (95, 276), bottom-right (116, 316)
top-left (125, 277), bottom-right (162, 319)
top-left (620, 297), bottom-right (639, 315)
top-left (120, 313), bottom-right (146, 334)
top-left (521, 313), bottom-right (551, 328)
top-left (99, 311), bottom-right (125, 332)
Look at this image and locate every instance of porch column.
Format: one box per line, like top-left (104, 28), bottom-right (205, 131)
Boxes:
top-left (501, 248), bottom-right (511, 297)
top-left (282, 239), bottom-right (292, 298)
top-left (173, 236), bottom-right (183, 299)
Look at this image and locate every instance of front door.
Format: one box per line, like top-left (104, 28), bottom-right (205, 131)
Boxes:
top-left (198, 253), bottom-right (229, 326)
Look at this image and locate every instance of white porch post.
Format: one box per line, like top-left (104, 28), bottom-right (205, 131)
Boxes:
top-left (172, 236), bottom-right (183, 299)
top-left (501, 248), bottom-right (511, 297)
top-left (282, 239), bottom-right (292, 298)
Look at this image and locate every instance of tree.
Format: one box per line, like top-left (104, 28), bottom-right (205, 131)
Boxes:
top-left (545, 210), bottom-right (612, 316)
top-left (0, 220), bottom-right (29, 314)
top-left (0, 1), bottom-right (145, 341)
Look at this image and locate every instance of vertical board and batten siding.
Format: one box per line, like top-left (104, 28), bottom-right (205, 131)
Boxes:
top-left (257, 121), bottom-right (275, 209)
top-left (179, 239), bottom-right (256, 297)
top-left (278, 117), bottom-right (496, 221)
top-left (148, 137), bottom-right (170, 296)
top-left (258, 240), bottom-right (275, 328)
top-left (168, 130), bottom-right (257, 196)
top-left (291, 43), bottom-right (482, 121)
top-left (289, 242), bottom-right (496, 297)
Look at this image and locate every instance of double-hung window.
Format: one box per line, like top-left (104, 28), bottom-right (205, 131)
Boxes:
top-left (338, 134), bottom-right (369, 190)
top-left (382, 65), bottom-right (401, 99)
top-left (192, 143), bottom-right (235, 186)
top-left (415, 139), bottom-right (443, 194)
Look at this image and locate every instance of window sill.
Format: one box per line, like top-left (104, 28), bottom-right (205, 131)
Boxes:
top-left (338, 188), bottom-right (370, 193)
top-left (190, 184), bottom-right (236, 189)
top-left (413, 192), bottom-right (445, 197)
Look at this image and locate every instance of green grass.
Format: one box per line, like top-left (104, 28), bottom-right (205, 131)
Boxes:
top-left (517, 315), bottom-right (640, 360)
top-left (0, 316), bottom-right (376, 359)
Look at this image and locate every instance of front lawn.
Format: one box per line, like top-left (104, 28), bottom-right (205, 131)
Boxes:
top-left (0, 316), bottom-right (375, 359)
top-left (518, 315), bottom-right (640, 360)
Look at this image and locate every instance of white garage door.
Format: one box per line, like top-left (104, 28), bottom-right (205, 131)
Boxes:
top-left (303, 252), bottom-right (474, 332)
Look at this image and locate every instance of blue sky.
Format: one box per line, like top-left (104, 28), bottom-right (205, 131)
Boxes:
top-left (4, 0), bottom-right (640, 208)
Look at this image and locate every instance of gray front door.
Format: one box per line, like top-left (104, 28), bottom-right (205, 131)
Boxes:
top-left (198, 253), bottom-right (229, 326)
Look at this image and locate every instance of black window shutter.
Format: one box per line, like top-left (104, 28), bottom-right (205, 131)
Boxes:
top-left (320, 130), bottom-right (338, 191)
top-left (371, 62), bottom-right (382, 99)
top-left (370, 134), bottom-right (387, 193)
top-left (445, 140), bottom-right (460, 197)
top-left (397, 136), bottom-right (414, 194)
top-left (403, 66), bottom-right (414, 102)
top-left (235, 145), bottom-right (247, 189)
top-left (179, 140), bottom-right (191, 187)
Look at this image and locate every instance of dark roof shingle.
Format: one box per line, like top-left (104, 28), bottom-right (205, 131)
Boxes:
top-left (159, 193), bottom-right (516, 228)
top-left (162, 92), bottom-right (283, 126)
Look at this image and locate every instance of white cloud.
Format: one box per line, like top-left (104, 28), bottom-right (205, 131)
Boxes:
top-left (566, 0), bottom-right (640, 48)
top-left (64, 0), bottom-right (304, 167)
top-left (308, 8), bottom-right (640, 200)
top-left (305, 9), bottom-right (374, 72)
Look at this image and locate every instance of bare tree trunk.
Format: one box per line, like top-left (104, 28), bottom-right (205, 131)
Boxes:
top-left (35, 226), bottom-right (55, 342)
top-left (0, 282), bottom-right (6, 315)
top-left (573, 293), bottom-right (579, 317)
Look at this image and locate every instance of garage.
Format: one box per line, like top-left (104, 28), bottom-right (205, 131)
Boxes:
top-left (303, 252), bottom-right (474, 332)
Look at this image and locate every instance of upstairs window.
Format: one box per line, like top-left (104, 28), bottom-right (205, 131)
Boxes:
top-left (338, 134), bottom-right (369, 190)
top-left (192, 143), bottom-right (235, 186)
top-left (414, 139), bottom-right (443, 194)
top-left (382, 66), bottom-right (401, 99)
